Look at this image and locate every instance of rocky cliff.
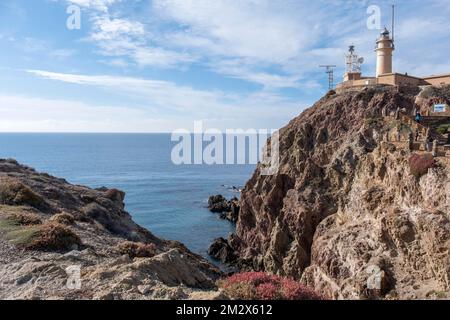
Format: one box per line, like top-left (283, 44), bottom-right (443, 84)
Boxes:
top-left (232, 86), bottom-right (450, 299)
top-left (0, 159), bottom-right (222, 300)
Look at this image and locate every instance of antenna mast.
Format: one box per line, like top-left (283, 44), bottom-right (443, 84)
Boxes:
top-left (345, 46), bottom-right (364, 73)
top-left (319, 65), bottom-right (337, 90)
top-left (392, 4), bottom-right (395, 46)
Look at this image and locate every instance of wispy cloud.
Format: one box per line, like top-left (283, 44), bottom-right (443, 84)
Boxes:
top-left (67, 0), bottom-right (118, 12)
top-left (65, 0), bottom-right (333, 87)
top-left (0, 94), bottom-right (156, 133)
top-left (25, 69), bottom-right (305, 130)
top-left (85, 12), bottom-right (196, 68)
top-left (2, 0), bottom-right (449, 133)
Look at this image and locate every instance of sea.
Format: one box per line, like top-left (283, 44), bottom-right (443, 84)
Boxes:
top-left (0, 133), bottom-right (256, 263)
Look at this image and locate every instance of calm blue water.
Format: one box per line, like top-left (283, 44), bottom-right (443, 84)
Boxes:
top-left (0, 133), bottom-right (255, 260)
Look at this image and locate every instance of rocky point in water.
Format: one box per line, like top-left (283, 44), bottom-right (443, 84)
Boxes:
top-left (211, 85), bottom-right (450, 300)
top-left (208, 195), bottom-right (240, 223)
top-left (0, 159), bottom-right (224, 300)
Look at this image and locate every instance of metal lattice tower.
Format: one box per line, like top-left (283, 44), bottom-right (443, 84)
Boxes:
top-left (319, 65), bottom-right (337, 90)
top-left (345, 46), bottom-right (364, 73)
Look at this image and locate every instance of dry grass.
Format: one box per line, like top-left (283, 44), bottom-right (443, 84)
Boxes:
top-left (50, 213), bottom-right (75, 225)
top-left (28, 222), bottom-right (82, 251)
top-left (117, 241), bottom-right (157, 258)
top-left (0, 212), bottom-right (81, 251)
top-left (9, 212), bottom-right (42, 225)
top-left (4, 226), bottom-right (41, 246)
top-left (0, 213), bottom-right (42, 246)
top-left (0, 178), bottom-right (46, 209)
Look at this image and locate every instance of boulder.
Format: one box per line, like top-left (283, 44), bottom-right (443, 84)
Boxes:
top-left (208, 238), bottom-right (236, 264)
top-left (208, 195), bottom-right (240, 223)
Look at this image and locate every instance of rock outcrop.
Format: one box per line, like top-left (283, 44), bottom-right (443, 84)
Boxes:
top-left (208, 237), bottom-right (237, 264)
top-left (208, 195), bottom-right (240, 223)
top-left (232, 86), bottom-right (450, 299)
top-left (0, 159), bottom-right (222, 300)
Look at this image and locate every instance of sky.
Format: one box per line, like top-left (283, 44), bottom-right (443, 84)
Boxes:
top-left (0, 0), bottom-right (449, 133)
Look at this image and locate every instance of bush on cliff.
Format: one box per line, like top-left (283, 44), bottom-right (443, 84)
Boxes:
top-left (0, 178), bottom-right (47, 210)
top-left (0, 213), bottom-right (80, 251)
top-left (8, 212), bottom-right (42, 226)
top-left (409, 153), bottom-right (435, 178)
top-left (436, 124), bottom-right (450, 135)
top-left (50, 213), bottom-right (75, 225)
top-left (117, 241), bottom-right (157, 258)
top-left (218, 272), bottom-right (324, 300)
top-left (27, 222), bottom-right (82, 251)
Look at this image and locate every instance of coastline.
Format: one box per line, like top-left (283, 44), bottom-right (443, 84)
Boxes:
top-left (0, 158), bottom-right (225, 299)
top-left (0, 132), bottom-right (255, 261)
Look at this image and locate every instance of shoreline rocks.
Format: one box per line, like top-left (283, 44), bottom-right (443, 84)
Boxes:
top-left (208, 195), bottom-right (240, 223)
top-left (0, 159), bottom-right (223, 300)
top-left (207, 237), bottom-right (237, 264)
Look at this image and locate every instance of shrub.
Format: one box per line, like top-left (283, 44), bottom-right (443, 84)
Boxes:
top-left (51, 213), bottom-right (75, 225)
top-left (117, 241), bottom-right (157, 258)
top-left (0, 216), bottom-right (79, 251)
top-left (218, 272), bottom-right (324, 300)
top-left (409, 153), bottom-right (435, 178)
top-left (9, 212), bottom-right (42, 226)
top-left (0, 178), bottom-right (46, 210)
top-left (104, 188), bottom-right (125, 202)
top-left (28, 222), bottom-right (82, 252)
top-left (436, 124), bottom-right (450, 135)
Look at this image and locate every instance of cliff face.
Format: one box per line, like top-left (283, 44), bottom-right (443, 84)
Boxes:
top-left (0, 159), bottom-right (222, 300)
top-left (234, 86), bottom-right (450, 299)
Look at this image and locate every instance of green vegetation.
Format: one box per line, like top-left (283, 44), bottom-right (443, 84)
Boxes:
top-left (436, 124), bottom-right (450, 135)
top-left (0, 212), bottom-right (80, 251)
top-left (0, 216), bottom-right (41, 246)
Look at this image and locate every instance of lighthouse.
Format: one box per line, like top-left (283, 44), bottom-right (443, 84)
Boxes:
top-left (375, 27), bottom-right (394, 77)
top-left (335, 5), bottom-right (450, 92)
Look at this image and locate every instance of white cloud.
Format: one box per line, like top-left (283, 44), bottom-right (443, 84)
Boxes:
top-left (90, 16), bottom-right (145, 41)
top-left (0, 94), bottom-right (157, 132)
top-left (65, 0), bottom-right (332, 87)
top-left (67, 0), bottom-right (118, 12)
top-left (150, 0), bottom-right (325, 86)
top-left (209, 59), bottom-right (302, 89)
top-left (24, 69), bottom-right (305, 131)
top-left (87, 15), bottom-right (195, 68)
top-left (8, 0), bottom-right (449, 134)
top-left (152, 0), bottom-right (317, 64)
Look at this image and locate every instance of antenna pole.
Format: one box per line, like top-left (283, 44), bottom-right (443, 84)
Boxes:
top-left (392, 4), bottom-right (395, 43)
top-left (319, 65), bottom-right (336, 90)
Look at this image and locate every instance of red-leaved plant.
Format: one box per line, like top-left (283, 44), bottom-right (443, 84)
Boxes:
top-left (409, 153), bottom-right (435, 178)
top-left (218, 272), bottom-right (324, 300)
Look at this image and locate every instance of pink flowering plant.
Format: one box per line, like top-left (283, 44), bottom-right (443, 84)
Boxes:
top-left (218, 272), bottom-right (324, 300)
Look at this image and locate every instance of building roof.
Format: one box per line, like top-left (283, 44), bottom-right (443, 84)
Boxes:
top-left (423, 73), bottom-right (450, 80)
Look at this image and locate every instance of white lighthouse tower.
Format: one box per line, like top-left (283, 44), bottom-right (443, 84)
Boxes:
top-left (375, 27), bottom-right (395, 77)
